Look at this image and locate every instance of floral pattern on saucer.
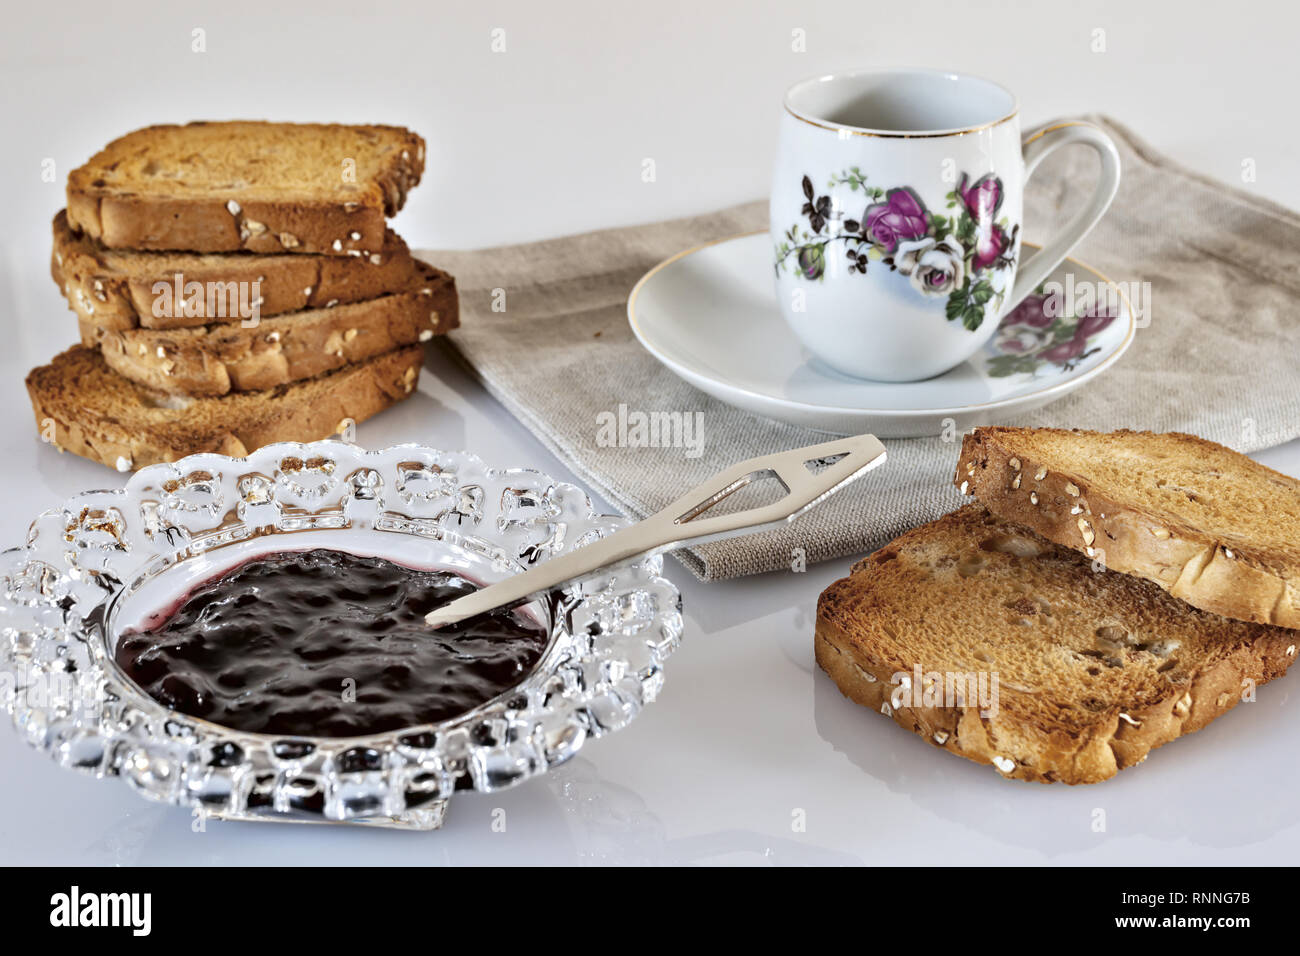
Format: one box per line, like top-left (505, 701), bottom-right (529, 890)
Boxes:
top-left (984, 290), bottom-right (1119, 378)
top-left (773, 168), bottom-right (1021, 331)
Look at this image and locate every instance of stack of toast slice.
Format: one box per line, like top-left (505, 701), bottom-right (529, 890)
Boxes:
top-left (817, 428), bottom-right (1300, 784)
top-left (29, 121), bottom-right (459, 470)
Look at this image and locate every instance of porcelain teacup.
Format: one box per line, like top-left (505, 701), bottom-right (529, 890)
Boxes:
top-left (770, 68), bottom-right (1120, 382)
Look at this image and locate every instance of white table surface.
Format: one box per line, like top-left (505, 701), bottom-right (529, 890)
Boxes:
top-left (1, 0), bottom-right (1297, 865)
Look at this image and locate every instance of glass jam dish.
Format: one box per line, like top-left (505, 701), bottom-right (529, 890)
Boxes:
top-left (0, 442), bottom-right (682, 830)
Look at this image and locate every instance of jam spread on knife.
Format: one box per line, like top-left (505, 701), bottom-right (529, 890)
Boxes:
top-left (114, 549), bottom-right (549, 737)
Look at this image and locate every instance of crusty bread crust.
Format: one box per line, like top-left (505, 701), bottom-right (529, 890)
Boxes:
top-left (816, 504), bottom-right (1298, 784)
top-left (66, 122), bottom-right (424, 255)
top-left (85, 263), bottom-right (457, 395)
top-left (26, 345), bottom-right (423, 471)
top-left (52, 210), bottom-right (420, 331)
top-left (957, 427), bottom-right (1300, 629)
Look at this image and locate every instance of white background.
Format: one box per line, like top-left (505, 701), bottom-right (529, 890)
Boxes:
top-left (0, 0), bottom-right (1297, 864)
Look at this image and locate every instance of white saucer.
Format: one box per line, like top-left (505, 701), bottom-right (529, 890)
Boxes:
top-left (627, 232), bottom-right (1135, 437)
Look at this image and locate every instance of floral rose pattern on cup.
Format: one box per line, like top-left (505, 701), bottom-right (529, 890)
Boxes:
top-left (958, 172), bottom-right (1011, 271)
top-left (985, 290), bottom-right (1118, 377)
top-left (896, 236), bottom-right (966, 297)
top-left (774, 168), bottom-right (1021, 331)
top-left (863, 187), bottom-right (929, 252)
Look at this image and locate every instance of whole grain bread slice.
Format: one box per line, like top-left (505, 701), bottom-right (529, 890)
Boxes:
top-left (84, 262), bottom-right (457, 396)
top-left (52, 210), bottom-right (420, 331)
top-left (26, 345), bottom-right (423, 471)
top-left (816, 503), bottom-right (1297, 784)
top-left (66, 122), bottom-right (424, 255)
top-left (956, 427), bottom-right (1300, 628)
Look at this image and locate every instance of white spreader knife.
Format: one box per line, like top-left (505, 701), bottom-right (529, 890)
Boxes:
top-left (425, 434), bottom-right (887, 628)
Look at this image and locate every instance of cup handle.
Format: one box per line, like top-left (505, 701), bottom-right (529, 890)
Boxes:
top-left (1004, 121), bottom-right (1121, 313)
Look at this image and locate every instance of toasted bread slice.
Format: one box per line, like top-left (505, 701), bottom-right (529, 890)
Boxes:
top-left (83, 262), bottom-right (457, 396)
top-left (26, 345), bottom-right (423, 471)
top-left (816, 504), bottom-right (1298, 784)
top-left (52, 210), bottom-right (420, 332)
top-left (66, 122), bottom-right (424, 254)
top-left (957, 427), bottom-right (1300, 628)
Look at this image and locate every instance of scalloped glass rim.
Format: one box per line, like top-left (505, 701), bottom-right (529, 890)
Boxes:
top-left (0, 441), bottom-right (683, 830)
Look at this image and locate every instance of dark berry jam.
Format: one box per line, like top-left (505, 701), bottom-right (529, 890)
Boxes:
top-left (114, 549), bottom-right (549, 737)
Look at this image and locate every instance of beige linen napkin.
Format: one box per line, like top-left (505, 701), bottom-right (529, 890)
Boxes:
top-left (422, 115), bottom-right (1300, 580)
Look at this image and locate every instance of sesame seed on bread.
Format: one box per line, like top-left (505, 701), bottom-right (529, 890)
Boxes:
top-left (816, 503), bottom-right (1298, 784)
top-left (957, 427), bottom-right (1300, 628)
top-left (66, 122), bottom-right (424, 255)
top-left (51, 209), bottom-right (421, 332)
top-left (83, 261), bottom-right (457, 396)
top-left (26, 345), bottom-right (424, 471)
